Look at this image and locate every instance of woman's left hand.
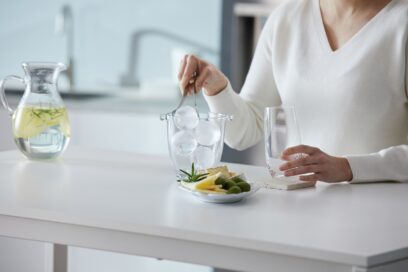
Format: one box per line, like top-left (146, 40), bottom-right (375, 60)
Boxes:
top-left (279, 145), bottom-right (353, 183)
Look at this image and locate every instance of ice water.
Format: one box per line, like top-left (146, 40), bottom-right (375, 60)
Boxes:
top-left (266, 155), bottom-right (305, 180)
top-left (266, 158), bottom-right (285, 178)
top-left (174, 106), bottom-right (199, 130)
top-left (12, 106), bottom-right (70, 160)
top-left (195, 120), bottom-right (220, 146)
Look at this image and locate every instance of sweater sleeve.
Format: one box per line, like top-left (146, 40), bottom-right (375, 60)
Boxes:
top-left (346, 146), bottom-right (408, 183)
top-left (204, 15), bottom-right (281, 151)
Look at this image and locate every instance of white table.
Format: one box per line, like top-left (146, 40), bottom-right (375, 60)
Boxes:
top-left (0, 147), bottom-right (407, 272)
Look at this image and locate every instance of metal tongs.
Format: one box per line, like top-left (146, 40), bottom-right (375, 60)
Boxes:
top-left (171, 71), bottom-right (199, 117)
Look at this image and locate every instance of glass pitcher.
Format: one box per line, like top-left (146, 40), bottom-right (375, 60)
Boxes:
top-left (0, 62), bottom-right (71, 160)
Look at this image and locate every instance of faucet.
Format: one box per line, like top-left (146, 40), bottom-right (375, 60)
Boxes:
top-left (55, 4), bottom-right (75, 91)
top-left (121, 28), bottom-right (219, 87)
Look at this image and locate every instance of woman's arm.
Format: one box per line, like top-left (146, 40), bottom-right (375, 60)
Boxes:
top-left (345, 146), bottom-right (408, 182)
top-left (279, 145), bottom-right (408, 183)
top-left (204, 15), bottom-right (281, 150)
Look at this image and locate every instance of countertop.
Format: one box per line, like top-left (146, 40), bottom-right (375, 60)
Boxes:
top-left (0, 147), bottom-right (407, 272)
top-left (4, 89), bottom-right (209, 115)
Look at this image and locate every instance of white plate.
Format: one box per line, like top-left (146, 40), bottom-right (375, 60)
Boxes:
top-left (178, 182), bottom-right (260, 203)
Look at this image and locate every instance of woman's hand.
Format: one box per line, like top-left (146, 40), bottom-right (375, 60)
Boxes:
top-left (279, 145), bottom-right (353, 183)
top-left (178, 54), bottom-right (228, 96)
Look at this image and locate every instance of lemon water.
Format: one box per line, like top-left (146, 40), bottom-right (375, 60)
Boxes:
top-left (12, 106), bottom-right (71, 159)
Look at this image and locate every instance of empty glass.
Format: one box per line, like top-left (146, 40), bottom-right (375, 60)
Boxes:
top-left (264, 106), bottom-right (301, 180)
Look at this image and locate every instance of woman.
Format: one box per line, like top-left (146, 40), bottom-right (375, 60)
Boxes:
top-left (178, 0), bottom-right (408, 183)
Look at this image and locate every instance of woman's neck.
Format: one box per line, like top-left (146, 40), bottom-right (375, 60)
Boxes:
top-left (320, 0), bottom-right (391, 18)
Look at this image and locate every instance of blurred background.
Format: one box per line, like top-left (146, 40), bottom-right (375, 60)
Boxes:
top-left (0, 0), bottom-right (281, 271)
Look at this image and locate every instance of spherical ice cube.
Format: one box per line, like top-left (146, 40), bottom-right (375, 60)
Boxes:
top-left (195, 120), bottom-right (221, 146)
top-left (174, 106), bottom-right (199, 130)
top-left (194, 146), bottom-right (215, 169)
top-left (171, 130), bottom-right (197, 156)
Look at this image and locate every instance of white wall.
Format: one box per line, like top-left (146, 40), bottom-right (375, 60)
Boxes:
top-left (0, 0), bottom-right (221, 90)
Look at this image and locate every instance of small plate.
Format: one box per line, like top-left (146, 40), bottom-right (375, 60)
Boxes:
top-left (178, 182), bottom-right (260, 203)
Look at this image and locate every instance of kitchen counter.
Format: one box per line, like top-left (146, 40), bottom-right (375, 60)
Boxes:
top-left (4, 89), bottom-right (209, 115)
top-left (0, 147), bottom-right (408, 272)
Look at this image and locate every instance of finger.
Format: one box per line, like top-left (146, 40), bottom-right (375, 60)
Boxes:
top-left (185, 84), bottom-right (194, 96)
top-left (284, 164), bottom-right (320, 177)
top-left (195, 66), bottom-right (210, 91)
top-left (282, 145), bottom-right (320, 158)
top-left (178, 55), bottom-right (188, 81)
top-left (299, 174), bottom-right (319, 183)
top-left (279, 155), bottom-right (317, 171)
top-left (180, 55), bottom-right (199, 91)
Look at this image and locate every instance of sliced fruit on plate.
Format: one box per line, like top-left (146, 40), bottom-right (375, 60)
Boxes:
top-left (206, 166), bottom-right (230, 177)
top-left (196, 188), bottom-right (227, 194)
top-left (178, 163), bottom-right (251, 195)
top-left (195, 172), bottom-right (222, 190)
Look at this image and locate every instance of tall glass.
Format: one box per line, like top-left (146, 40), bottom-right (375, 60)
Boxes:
top-left (264, 106), bottom-right (301, 180)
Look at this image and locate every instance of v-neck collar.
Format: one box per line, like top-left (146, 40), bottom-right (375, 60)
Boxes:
top-left (312, 0), bottom-right (396, 55)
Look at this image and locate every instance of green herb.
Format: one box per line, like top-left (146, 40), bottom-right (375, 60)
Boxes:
top-left (177, 163), bottom-right (208, 183)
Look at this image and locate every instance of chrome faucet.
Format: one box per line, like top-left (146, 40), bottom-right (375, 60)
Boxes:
top-left (55, 4), bottom-right (75, 91)
top-left (121, 29), bottom-right (219, 87)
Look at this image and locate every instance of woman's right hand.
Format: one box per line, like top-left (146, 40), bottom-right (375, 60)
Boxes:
top-left (178, 54), bottom-right (228, 96)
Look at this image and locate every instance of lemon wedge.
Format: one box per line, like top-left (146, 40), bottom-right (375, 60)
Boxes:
top-left (195, 172), bottom-right (222, 190)
top-left (206, 166), bottom-right (230, 177)
top-left (12, 106), bottom-right (70, 138)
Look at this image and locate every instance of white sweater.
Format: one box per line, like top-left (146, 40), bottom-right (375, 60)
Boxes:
top-left (204, 0), bottom-right (408, 182)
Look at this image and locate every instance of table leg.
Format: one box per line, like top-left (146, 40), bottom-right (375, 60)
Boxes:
top-left (53, 244), bottom-right (68, 272)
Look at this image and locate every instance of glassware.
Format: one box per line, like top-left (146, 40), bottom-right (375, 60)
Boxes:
top-left (0, 62), bottom-right (71, 160)
top-left (161, 111), bottom-right (232, 177)
top-left (264, 106), bottom-right (301, 180)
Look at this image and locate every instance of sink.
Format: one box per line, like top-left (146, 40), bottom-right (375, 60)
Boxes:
top-left (5, 89), bottom-right (110, 100)
top-left (60, 91), bottom-right (110, 100)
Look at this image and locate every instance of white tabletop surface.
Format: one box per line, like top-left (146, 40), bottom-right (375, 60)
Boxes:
top-left (0, 147), bottom-right (407, 270)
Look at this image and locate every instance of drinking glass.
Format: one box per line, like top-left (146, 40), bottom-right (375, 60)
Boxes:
top-left (264, 106), bottom-right (301, 180)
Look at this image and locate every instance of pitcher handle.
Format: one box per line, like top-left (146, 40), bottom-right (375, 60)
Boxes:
top-left (0, 75), bottom-right (24, 115)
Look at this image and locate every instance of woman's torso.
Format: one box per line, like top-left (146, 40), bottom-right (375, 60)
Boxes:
top-left (269, 0), bottom-right (408, 156)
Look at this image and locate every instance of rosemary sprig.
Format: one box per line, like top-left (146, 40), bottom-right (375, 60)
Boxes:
top-left (177, 163), bottom-right (208, 183)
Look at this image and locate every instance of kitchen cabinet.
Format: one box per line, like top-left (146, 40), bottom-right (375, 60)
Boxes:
top-left (0, 101), bottom-right (169, 155)
top-left (68, 109), bottom-right (168, 155)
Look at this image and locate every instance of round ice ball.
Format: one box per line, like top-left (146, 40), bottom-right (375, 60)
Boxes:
top-left (171, 130), bottom-right (197, 156)
top-left (195, 120), bottom-right (221, 146)
top-left (174, 106), bottom-right (199, 130)
top-left (194, 146), bottom-right (215, 169)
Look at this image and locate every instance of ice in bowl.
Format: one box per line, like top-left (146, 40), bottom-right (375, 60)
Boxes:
top-left (174, 105), bottom-right (200, 130)
top-left (161, 109), bottom-right (232, 178)
top-left (171, 130), bottom-right (198, 156)
top-left (195, 119), bottom-right (221, 146)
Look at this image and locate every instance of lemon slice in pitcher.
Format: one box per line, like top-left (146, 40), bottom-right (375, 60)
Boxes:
top-left (13, 106), bottom-right (70, 138)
